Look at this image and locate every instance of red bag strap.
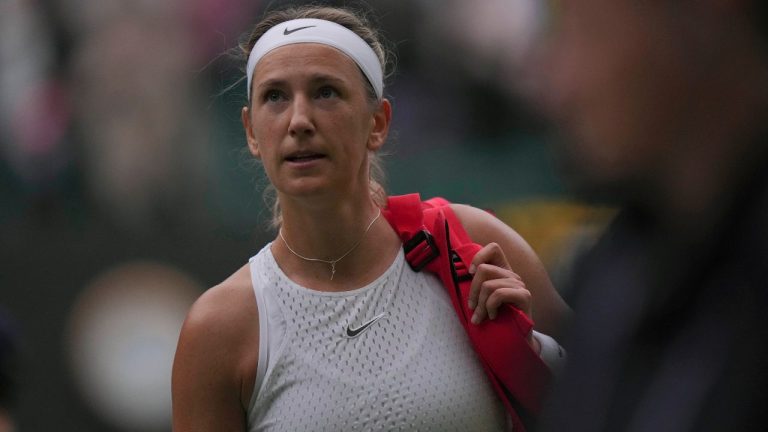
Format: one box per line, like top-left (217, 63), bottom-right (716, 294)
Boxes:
top-left (383, 194), bottom-right (441, 272)
top-left (382, 193), bottom-right (424, 238)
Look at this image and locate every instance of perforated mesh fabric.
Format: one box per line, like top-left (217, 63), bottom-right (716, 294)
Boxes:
top-left (246, 245), bottom-right (507, 431)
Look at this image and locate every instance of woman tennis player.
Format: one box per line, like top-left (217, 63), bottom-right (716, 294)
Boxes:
top-left (172, 5), bottom-right (569, 431)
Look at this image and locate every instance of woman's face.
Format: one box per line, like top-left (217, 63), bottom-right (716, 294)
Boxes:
top-left (242, 43), bottom-right (390, 202)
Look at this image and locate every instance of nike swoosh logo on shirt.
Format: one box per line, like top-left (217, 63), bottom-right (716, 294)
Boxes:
top-left (283, 25), bottom-right (316, 35)
top-left (344, 312), bottom-right (387, 338)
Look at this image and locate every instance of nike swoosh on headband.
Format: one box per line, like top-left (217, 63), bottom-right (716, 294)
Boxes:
top-left (283, 25), bottom-right (316, 35)
top-left (344, 312), bottom-right (387, 338)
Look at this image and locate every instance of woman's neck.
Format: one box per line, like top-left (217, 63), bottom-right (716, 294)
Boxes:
top-left (272, 194), bottom-right (401, 290)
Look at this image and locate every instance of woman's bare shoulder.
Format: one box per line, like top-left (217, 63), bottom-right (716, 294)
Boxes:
top-left (174, 262), bottom-right (258, 383)
top-left (449, 203), bottom-right (531, 251)
top-left (182, 263), bottom-right (258, 348)
top-left (172, 263), bottom-right (259, 429)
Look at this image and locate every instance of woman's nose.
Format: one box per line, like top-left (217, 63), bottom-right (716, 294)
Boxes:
top-left (288, 96), bottom-right (315, 138)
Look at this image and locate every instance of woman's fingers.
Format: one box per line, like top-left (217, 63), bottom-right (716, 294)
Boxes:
top-left (486, 285), bottom-right (531, 320)
top-left (468, 243), bottom-right (511, 309)
top-left (470, 277), bottom-right (530, 324)
top-left (470, 242), bottom-right (509, 273)
top-left (467, 242), bottom-right (533, 325)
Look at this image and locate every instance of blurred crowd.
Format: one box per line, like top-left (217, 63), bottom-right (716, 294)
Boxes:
top-left (1, 0), bottom-right (258, 231)
top-left (1, 0), bottom-right (556, 234)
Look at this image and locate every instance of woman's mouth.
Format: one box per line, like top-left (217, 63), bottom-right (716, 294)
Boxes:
top-left (285, 151), bottom-right (325, 164)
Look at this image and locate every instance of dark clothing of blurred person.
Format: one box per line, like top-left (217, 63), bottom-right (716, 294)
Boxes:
top-left (0, 311), bottom-right (16, 432)
top-left (541, 165), bottom-right (768, 432)
top-left (536, 1), bottom-right (768, 431)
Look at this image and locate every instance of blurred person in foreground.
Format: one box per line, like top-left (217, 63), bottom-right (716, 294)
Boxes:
top-left (0, 312), bottom-right (16, 432)
top-left (534, 0), bottom-right (768, 431)
top-left (172, 5), bottom-right (569, 431)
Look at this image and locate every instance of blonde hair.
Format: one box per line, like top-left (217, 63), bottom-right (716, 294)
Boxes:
top-left (241, 5), bottom-right (393, 228)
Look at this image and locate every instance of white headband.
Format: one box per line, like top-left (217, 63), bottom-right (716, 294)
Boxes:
top-left (246, 18), bottom-right (384, 101)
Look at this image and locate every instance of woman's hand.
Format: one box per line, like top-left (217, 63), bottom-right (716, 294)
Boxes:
top-left (451, 203), bottom-right (570, 337)
top-left (467, 242), bottom-right (532, 323)
top-left (467, 242), bottom-right (540, 351)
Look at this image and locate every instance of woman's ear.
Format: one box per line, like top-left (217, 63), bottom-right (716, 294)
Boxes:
top-left (242, 106), bottom-right (261, 159)
top-left (367, 99), bottom-right (392, 152)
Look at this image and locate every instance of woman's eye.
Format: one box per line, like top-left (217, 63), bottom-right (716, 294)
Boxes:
top-left (264, 90), bottom-right (284, 102)
top-left (317, 86), bottom-right (338, 99)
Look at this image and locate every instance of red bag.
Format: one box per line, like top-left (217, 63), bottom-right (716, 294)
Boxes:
top-left (383, 193), bottom-right (552, 432)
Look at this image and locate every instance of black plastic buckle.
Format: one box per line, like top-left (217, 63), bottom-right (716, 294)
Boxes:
top-left (451, 252), bottom-right (473, 282)
top-left (403, 229), bottom-right (439, 272)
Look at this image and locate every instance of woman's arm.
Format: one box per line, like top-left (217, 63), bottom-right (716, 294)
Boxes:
top-left (172, 267), bottom-right (259, 432)
top-left (451, 204), bottom-right (571, 337)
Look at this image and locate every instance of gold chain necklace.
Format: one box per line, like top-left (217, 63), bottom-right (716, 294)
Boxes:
top-left (279, 209), bottom-right (382, 280)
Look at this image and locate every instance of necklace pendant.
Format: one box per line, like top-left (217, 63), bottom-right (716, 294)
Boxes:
top-left (278, 208), bottom-right (382, 282)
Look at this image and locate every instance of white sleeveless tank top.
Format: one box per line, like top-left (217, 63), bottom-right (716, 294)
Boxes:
top-left (246, 243), bottom-right (507, 431)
